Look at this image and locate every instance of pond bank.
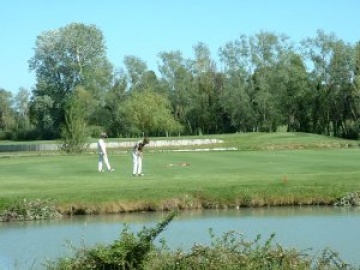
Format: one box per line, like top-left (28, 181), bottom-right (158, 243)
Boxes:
top-left (2, 192), bottom-right (359, 222)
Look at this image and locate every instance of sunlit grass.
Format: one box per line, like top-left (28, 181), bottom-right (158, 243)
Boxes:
top-left (1, 140), bottom-right (360, 212)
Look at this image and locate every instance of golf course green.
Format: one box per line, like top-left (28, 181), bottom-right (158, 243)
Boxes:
top-left (1, 132), bottom-right (360, 214)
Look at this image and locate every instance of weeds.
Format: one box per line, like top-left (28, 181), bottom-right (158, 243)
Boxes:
top-left (45, 211), bottom-right (177, 270)
top-left (45, 212), bottom-right (357, 270)
top-left (0, 198), bottom-right (61, 222)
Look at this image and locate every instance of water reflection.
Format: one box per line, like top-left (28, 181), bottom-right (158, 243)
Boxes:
top-left (0, 206), bottom-right (359, 269)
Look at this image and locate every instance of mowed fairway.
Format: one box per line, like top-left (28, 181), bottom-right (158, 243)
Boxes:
top-left (1, 148), bottom-right (360, 211)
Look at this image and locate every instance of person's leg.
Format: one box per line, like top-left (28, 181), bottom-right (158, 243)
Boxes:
top-left (103, 154), bottom-right (112, 171)
top-left (98, 155), bottom-right (103, 172)
top-left (132, 152), bottom-right (138, 175)
top-left (137, 156), bottom-right (143, 175)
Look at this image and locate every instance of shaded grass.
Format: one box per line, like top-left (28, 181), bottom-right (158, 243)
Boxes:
top-left (1, 145), bottom-right (360, 213)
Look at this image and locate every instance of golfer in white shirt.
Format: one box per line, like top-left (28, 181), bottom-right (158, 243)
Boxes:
top-left (97, 132), bottom-right (114, 172)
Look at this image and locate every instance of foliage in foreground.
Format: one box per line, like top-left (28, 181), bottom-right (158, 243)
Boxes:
top-left (46, 212), bottom-right (177, 270)
top-left (45, 212), bottom-right (357, 270)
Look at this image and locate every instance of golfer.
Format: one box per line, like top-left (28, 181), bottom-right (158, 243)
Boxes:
top-left (132, 138), bottom-right (150, 176)
top-left (97, 132), bottom-right (114, 172)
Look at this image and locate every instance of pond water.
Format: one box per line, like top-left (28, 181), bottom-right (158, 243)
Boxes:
top-left (0, 206), bottom-right (359, 269)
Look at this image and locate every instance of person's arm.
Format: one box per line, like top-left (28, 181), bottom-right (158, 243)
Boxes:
top-left (138, 143), bottom-right (145, 157)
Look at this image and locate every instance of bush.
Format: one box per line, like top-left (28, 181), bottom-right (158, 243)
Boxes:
top-left (0, 130), bottom-right (12, 140)
top-left (148, 231), bottom-right (354, 270)
top-left (45, 212), bottom-right (356, 270)
top-left (46, 211), bottom-right (176, 270)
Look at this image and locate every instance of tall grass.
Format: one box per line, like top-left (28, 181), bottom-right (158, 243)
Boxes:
top-left (45, 212), bottom-right (356, 270)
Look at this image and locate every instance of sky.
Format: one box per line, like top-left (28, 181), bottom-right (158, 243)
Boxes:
top-left (1, 0), bottom-right (359, 95)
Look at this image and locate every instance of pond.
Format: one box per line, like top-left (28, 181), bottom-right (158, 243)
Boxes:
top-left (0, 206), bottom-right (359, 269)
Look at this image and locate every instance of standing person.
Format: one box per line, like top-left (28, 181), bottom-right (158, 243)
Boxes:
top-left (97, 132), bottom-right (114, 172)
top-left (132, 138), bottom-right (150, 176)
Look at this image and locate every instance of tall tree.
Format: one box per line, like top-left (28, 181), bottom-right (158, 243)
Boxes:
top-left (29, 94), bottom-right (55, 139)
top-left (13, 87), bottom-right (32, 139)
top-left (121, 89), bottom-right (183, 136)
top-left (158, 51), bottom-right (193, 133)
top-left (249, 31), bottom-right (292, 131)
top-left (29, 23), bottom-right (113, 138)
top-left (123, 55), bottom-right (148, 92)
top-left (301, 30), bottom-right (337, 135)
top-left (0, 88), bottom-right (15, 134)
top-left (60, 86), bottom-right (89, 152)
top-left (190, 42), bottom-right (220, 135)
top-left (276, 52), bottom-right (311, 131)
top-left (99, 68), bottom-right (128, 137)
top-left (328, 40), bottom-right (356, 137)
top-left (219, 35), bottom-right (254, 132)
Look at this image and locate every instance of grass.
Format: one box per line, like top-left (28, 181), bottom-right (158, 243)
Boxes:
top-left (1, 132), bottom-right (360, 213)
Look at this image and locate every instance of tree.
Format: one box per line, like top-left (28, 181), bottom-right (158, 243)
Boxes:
top-left (249, 31), bottom-right (293, 132)
top-left (301, 30), bottom-right (337, 135)
top-left (29, 23), bottom-right (113, 138)
top-left (29, 95), bottom-right (55, 139)
top-left (273, 52), bottom-right (310, 132)
top-left (60, 86), bottom-right (89, 153)
top-left (219, 32), bottom-right (293, 132)
top-left (0, 88), bottom-right (15, 136)
top-left (158, 50), bottom-right (193, 133)
top-left (121, 90), bottom-right (183, 136)
top-left (96, 68), bottom-right (128, 137)
top-left (123, 55), bottom-right (148, 92)
top-left (328, 40), bottom-right (357, 138)
top-left (13, 87), bottom-right (32, 139)
top-left (301, 29), bottom-right (358, 137)
top-left (189, 42), bottom-right (221, 135)
top-left (219, 35), bottom-right (254, 132)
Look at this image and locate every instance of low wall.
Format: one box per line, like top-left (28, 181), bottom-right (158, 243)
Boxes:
top-left (0, 139), bottom-right (223, 152)
top-left (0, 144), bottom-right (59, 152)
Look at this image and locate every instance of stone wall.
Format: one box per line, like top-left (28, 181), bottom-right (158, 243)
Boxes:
top-left (0, 139), bottom-right (223, 152)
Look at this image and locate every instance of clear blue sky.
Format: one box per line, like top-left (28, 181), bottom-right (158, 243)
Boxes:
top-left (1, 0), bottom-right (359, 94)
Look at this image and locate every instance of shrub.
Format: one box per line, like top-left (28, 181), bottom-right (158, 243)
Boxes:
top-left (46, 211), bottom-right (176, 270)
top-left (45, 212), bottom-right (357, 270)
top-left (147, 231), bottom-right (354, 270)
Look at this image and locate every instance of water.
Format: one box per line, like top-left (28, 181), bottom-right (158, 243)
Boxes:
top-left (0, 206), bottom-right (359, 269)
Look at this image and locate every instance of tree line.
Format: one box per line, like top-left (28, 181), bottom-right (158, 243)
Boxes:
top-left (1, 23), bottom-right (360, 142)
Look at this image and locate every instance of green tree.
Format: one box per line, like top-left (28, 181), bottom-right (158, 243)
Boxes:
top-left (219, 35), bottom-right (254, 132)
top-left (60, 86), bottom-right (89, 153)
top-left (301, 30), bottom-right (357, 137)
top-left (29, 95), bottom-right (55, 139)
top-left (301, 30), bottom-right (337, 135)
top-left (328, 40), bottom-right (357, 138)
top-left (249, 31), bottom-right (292, 132)
top-left (189, 42), bottom-right (221, 135)
top-left (353, 41), bottom-right (360, 115)
top-left (97, 68), bottom-right (128, 137)
top-left (123, 55), bottom-right (148, 92)
top-left (122, 90), bottom-right (183, 136)
top-left (13, 87), bottom-right (32, 139)
top-left (158, 50), bottom-right (193, 134)
top-left (273, 52), bottom-right (310, 132)
top-left (29, 23), bottom-right (113, 138)
top-left (0, 88), bottom-right (15, 136)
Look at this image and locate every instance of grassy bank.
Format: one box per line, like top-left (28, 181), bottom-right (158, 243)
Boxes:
top-left (1, 132), bottom-right (360, 214)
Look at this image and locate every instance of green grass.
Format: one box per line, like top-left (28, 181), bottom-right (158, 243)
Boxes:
top-left (1, 132), bottom-right (360, 213)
